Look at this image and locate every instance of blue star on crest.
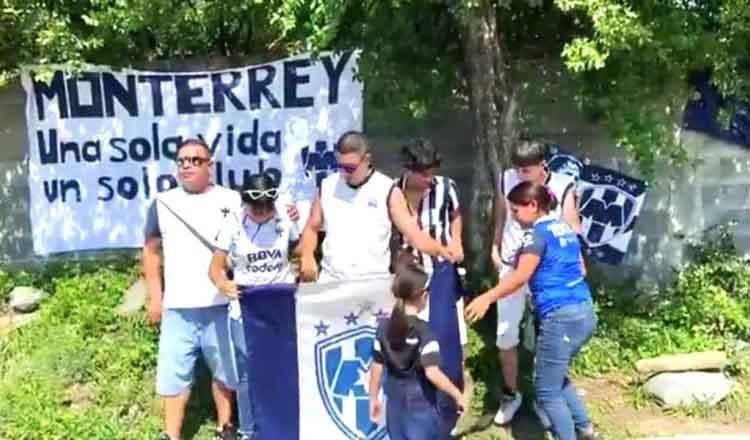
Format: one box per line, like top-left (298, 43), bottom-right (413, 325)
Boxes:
top-left (374, 308), bottom-right (389, 321)
top-left (344, 312), bottom-right (359, 326)
top-left (314, 320), bottom-right (330, 336)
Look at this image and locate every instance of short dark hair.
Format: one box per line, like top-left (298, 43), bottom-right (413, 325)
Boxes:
top-left (401, 137), bottom-right (441, 170)
top-left (337, 131), bottom-right (370, 156)
top-left (510, 140), bottom-right (547, 167)
top-left (177, 138), bottom-right (211, 156)
top-left (506, 180), bottom-right (558, 213)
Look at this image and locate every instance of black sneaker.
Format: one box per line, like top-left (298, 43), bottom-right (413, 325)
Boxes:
top-left (214, 424), bottom-right (237, 440)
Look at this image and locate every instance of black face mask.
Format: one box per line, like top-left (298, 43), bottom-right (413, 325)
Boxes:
top-left (243, 198), bottom-right (275, 213)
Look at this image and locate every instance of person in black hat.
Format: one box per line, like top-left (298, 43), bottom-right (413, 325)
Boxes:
top-left (209, 173), bottom-right (301, 440)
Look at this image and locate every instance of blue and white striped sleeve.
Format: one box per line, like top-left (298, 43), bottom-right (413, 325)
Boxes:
top-left (446, 177), bottom-right (460, 217)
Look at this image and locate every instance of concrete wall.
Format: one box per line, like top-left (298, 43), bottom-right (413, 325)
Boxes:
top-left (2, 75), bottom-right (749, 286)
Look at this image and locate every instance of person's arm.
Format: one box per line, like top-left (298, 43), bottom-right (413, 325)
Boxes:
top-left (298, 194), bottom-right (323, 281)
top-left (448, 212), bottom-right (464, 263)
top-left (424, 365), bottom-right (465, 411)
top-left (446, 179), bottom-right (464, 262)
top-left (465, 229), bottom-right (546, 322)
top-left (142, 236), bottom-right (163, 326)
top-left (491, 193), bottom-right (507, 268)
top-left (142, 201), bottom-right (163, 326)
top-left (368, 361), bottom-right (384, 422)
top-left (580, 254), bottom-right (587, 277)
top-left (562, 184), bottom-right (583, 235)
top-left (209, 250), bottom-right (239, 298)
top-left (388, 187), bottom-right (453, 260)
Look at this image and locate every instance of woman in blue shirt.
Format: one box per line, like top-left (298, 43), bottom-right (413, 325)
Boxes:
top-left (465, 180), bottom-right (598, 440)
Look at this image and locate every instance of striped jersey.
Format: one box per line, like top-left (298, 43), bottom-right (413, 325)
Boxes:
top-left (395, 175), bottom-right (460, 274)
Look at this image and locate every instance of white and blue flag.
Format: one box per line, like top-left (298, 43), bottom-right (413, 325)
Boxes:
top-left (238, 279), bottom-right (394, 440)
top-left (547, 145), bottom-right (648, 265)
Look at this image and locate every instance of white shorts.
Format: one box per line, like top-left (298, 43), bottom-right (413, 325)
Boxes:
top-left (496, 264), bottom-right (529, 349)
top-left (418, 296), bottom-right (469, 346)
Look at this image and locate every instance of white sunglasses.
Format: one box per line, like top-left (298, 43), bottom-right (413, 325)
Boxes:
top-left (244, 188), bottom-right (279, 200)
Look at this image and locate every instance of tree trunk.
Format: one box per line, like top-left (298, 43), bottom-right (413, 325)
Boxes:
top-left (458, 0), bottom-right (516, 286)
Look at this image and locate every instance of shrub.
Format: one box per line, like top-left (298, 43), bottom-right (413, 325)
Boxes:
top-left (0, 258), bottom-right (162, 440)
top-left (574, 223), bottom-right (750, 375)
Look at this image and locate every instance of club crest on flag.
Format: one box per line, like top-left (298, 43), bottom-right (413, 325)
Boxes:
top-left (578, 185), bottom-right (638, 247)
top-left (315, 326), bottom-right (386, 440)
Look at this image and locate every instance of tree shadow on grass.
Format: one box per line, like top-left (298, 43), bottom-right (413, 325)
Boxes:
top-left (456, 304), bottom-right (550, 439)
top-left (182, 359), bottom-right (218, 440)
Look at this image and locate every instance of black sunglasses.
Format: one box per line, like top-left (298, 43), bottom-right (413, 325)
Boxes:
top-left (176, 156), bottom-right (210, 167)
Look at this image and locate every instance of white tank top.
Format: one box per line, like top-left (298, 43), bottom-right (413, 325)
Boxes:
top-left (320, 170), bottom-right (394, 281)
top-left (499, 169), bottom-right (575, 264)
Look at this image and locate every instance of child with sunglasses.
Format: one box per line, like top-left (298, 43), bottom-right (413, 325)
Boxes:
top-left (369, 261), bottom-right (466, 440)
top-left (209, 173), bottom-right (300, 440)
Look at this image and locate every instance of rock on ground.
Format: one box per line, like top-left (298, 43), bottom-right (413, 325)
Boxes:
top-left (643, 371), bottom-right (733, 407)
top-left (9, 286), bottom-right (48, 313)
top-left (115, 278), bottom-right (147, 317)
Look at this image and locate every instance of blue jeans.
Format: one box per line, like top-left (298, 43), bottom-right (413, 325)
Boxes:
top-left (384, 376), bottom-right (440, 440)
top-left (230, 316), bottom-right (255, 437)
top-left (534, 301), bottom-right (597, 440)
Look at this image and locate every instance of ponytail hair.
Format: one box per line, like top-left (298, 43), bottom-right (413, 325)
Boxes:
top-left (386, 261), bottom-right (429, 350)
top-left (506, 180), bottom-right (558, 213)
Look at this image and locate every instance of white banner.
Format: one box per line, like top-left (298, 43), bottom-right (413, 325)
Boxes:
top-left (297, 278), bottom-right (393, 440)
top-left (21, 51), bottom-right (362, 255)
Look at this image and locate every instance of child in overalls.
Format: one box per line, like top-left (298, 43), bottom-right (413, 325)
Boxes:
top-left (368, 262), bottom-right (465, 440)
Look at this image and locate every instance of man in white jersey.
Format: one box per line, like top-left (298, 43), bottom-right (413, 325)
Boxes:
top-left (143, 139), bottom-right (241, 440)
top-left (491, 139), bottom-right (582, 425)
top-left (299, 131), bottom-right (456, 283)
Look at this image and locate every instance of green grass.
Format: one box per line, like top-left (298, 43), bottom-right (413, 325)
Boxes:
top-left (2, 237), bottom-right (749, 439)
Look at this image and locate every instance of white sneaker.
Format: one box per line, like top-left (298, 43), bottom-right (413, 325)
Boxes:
top-left (533, 401), bottom-right (552, 430)
top-left (493, 392), bottom-right (522, 425)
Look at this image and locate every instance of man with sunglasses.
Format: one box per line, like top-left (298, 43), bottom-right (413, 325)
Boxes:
top-left (143, 138), bottom-right (242, 440)
top-left (299, 131), bottom-right (456, 283)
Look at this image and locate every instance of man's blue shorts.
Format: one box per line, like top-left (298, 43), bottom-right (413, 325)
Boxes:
top-left (156, 305), bottom-right (238, 396)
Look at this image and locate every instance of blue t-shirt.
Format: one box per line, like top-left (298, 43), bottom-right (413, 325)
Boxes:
top-left (519, 216), bottom-right (591, 318)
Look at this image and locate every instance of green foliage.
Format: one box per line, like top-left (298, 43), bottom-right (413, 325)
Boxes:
top-left (573, 225), bottom-right (750, 376)
top-left (556, 0), bottom-right (750, 177)
top-left (0, 258), bottom-right (162, 440)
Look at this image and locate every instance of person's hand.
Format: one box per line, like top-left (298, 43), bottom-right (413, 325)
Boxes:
top-left (146, 296), bottom-right (163, 326)
top-left (464, 293), bottom-right (493, 323)
top-left (455, 393), bottom-right (467, 414)
top-left (448, 240), bottom-right (464, 263)
top-left (439, 246), bottom-right (458, 263)
top-left (300, 254), bottom-right (319, 282)
top-left (219, 280), bottom-right (239, 298)
top-left (369, 397), bottom-right (382, 423)
top-left (491, 243), bottom-right (502, 269)
top-left (286, 204), bottom-right (300, 223)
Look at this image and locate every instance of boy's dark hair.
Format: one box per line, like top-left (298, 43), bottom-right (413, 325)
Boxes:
top-left (510, 139), bottom-right (547, 167)
top-left (401, 137), bottom-right (441, 170)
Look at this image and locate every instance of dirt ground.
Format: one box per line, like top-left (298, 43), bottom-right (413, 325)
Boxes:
top-left (454, 374), bottom-right (750, 440)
